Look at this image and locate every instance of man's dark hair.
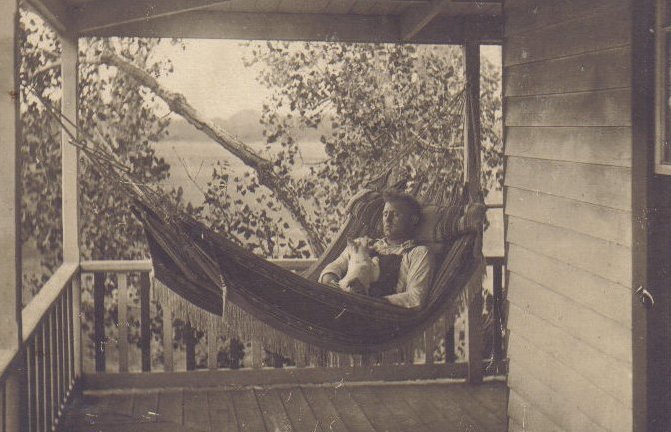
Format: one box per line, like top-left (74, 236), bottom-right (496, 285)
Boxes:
top-left (382, 190), bottom-right (422, 224)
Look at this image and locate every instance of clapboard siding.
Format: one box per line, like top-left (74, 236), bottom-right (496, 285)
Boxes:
top-left (506, 187), bottom-right (631, 247)
top-left (508, 335), bottom-right (632, 432)
top-left (508, 274), bottom-right (631, 364)
top-left (505, 46), bottom-right (631, 96)
top-left (507, 302), bottom-right (632, 405)
top-left (505, 157), bottom-right (631, 210)
top-left (504, 6), bottom-right (630, 67)
top-left (504, 0), bottom-right (629, 37)
top-left (507, 244), bottom-right (631, 327)
top-left (506, 127), bottom-right (631, 167)
top-left (507, 216), bottom-right (631, 287)
top-left (508, 390), bottom-right (567, 432)
top-left (504, 1), bottom-right (633, 430)
top-left (508, 360), bottom-right (613, 432)
top-left (505, 88), bottom-right (631, 127)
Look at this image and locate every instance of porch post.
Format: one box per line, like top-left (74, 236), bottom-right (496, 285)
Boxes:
top-left (462, 41), bottom-right (484, 384)
top-left (0, 0), bottom-right (21, 357)
top-left (0, 1), bottom-right (24, 431)
top-left (60, 32), bottom-right (82, 378)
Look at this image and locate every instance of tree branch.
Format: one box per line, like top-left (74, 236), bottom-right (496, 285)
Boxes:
top-left (94, 51), bottom-right (325, 256)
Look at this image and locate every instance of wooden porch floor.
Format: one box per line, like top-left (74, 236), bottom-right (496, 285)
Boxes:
top-left (62, 380), bottom-right (508, 432)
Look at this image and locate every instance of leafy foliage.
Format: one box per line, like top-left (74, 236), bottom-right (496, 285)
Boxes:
top-left (18, 11), bottom-right (243, 370)
top-left (197, 42), bottom-right (503, 260)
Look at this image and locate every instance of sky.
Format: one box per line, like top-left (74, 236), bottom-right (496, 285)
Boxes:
top-left (153, 39), bottom-right (501, 121)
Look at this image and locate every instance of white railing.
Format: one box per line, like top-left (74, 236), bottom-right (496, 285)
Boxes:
top-left (78, 257), bottom-right (506, 390)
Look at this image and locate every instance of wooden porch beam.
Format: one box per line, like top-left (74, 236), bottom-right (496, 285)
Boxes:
top-left (79, 10), bottom-right (502, 44)
top-left (401, 0), bottom-right (453, 41)
top-left (78, 11), bottom-right (400, 42)
top-left (73, 0), bottom-right (232, 34)
top-left (23, 0), bottom-right (72, 34)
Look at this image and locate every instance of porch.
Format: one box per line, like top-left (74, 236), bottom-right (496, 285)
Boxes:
top-left (0, 0), bottom-right (509, 431)
top-left (62, 380), bottom-right (507, 432)
top-left (14, 255), bottom-right (507, 432)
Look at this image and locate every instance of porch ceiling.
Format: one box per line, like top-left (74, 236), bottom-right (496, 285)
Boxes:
top-left (26, 0), bottom-right (503, 44)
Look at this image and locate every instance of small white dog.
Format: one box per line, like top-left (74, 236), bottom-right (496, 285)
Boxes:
top-left (339, 237), bottom-right (380, 295)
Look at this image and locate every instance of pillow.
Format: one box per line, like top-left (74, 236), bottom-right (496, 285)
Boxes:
top-left (414, 202), bottom-right (486, 255)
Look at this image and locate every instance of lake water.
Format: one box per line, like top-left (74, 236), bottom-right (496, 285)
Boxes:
top-left (152, 139), bottom-right (504, 258)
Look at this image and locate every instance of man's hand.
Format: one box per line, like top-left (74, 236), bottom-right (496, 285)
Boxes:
top-left (321, 273), bottom-right (340, 287)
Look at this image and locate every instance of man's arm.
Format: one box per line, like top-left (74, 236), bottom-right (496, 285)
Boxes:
top-left (384, 246), bottom-right (433, 308)
top-left (319, 249), bottom-right (349, 284)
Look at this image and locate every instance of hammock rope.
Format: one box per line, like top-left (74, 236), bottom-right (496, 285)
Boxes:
top-left (34, 87), bottom-right (486, 359)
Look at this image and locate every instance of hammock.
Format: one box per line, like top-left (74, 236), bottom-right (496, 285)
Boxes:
top-left (41, 90), bottom-right (486, 358)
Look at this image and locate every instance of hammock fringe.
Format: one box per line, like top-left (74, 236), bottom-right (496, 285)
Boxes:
top-left (152, 252), bottom-right (487, 365)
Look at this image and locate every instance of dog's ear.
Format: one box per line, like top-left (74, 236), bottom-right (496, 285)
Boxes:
top-left (346, 238), bottom-right (355, 248)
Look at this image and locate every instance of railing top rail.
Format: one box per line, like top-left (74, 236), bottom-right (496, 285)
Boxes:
top-left (22, 262), bottom-right (78, 343)
top-left (81, 259), bottom-right (153, 272)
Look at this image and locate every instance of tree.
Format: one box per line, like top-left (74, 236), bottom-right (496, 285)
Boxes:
top-left (92, 42), bottom-right (502, 261)
top-left (18, 11), bottom-right (230, 370)
top-left (231, 42), bottom-right (502, 249)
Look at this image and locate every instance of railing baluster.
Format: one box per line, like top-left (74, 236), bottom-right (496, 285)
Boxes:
top-left (117, 273), bottom-right (129, 373)
top-left (26, 340), bottom-right (36, 432)
top-left (445, 321), bottom-right (456, 363)
top-left (492, 262), bottom-right (503, 363)
top-left (59, 294), bottom-right (67, 410)
top-left (93, 272), bottom-right (106, 372)
top-left (185, 322), bottom-right (196, 371)
top-left (62, 285), bottom-right (71, 395)
top-left (42, 322), bottom-right (52, 432)
top-left (49, 312), bottom-right (58, 429)
top-left (35, 331), bottom-right (43, 432)
top-left (52, 302), bottom-right (61, 421)
top-left (250, 340), bottom-right (263, 369)
top-left (71, 276), bottom-right (81, 381)
top-left (425, 325), bottom-right (435, 365)
top-left (465, 285), bottom-right (484, 384)
top-left (207, 322), bottom-right (218, 370)
top-left (162, 302), bottom-right (174, 372)
top-left (139, 272), bottom-right (151, 372)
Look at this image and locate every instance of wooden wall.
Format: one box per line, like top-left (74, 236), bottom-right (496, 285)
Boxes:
top-left (503, 1), bottom-right (633, 431)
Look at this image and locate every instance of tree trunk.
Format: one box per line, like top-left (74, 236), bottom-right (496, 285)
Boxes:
top-left (97, 52), bottom-right (325, 256)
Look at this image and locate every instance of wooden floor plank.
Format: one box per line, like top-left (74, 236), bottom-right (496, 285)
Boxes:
top-left (423, 384), bottom-right (499, 432)
top-left (254, 388), bottom-right (293, 432)
top-left (369, 386), bottom-right (432, 432)
top-left (277, 387), bottom-right (323, 432)
top-left (468, 381), bottom-right (508, 422)
top-left (63, 382), bottom-right (507, 432)
top-left (183, 388), bottom-right (212, 432)
top-left (348, 387), bottom-right (404, 432)
top-left (384, 385), bottom-right (454, 431)
top-left (449, 385), bottom-right (506, 432)
top-left (229, 389), bottom-right (267, 432)
top-left (104, 392), bottom-right (135, 423)
top-left (62, 394), bottom-right (111, 429)
top-left (207, 389), bottom-right (239, 432)
top-left (325, 387), bottom-right (376, 432)
top-left (301, 386), bottom-right (348, 432)
top-left (133, 391), bottom-right (159, 423)
top-left (157, 389), bottom-right (184, 426)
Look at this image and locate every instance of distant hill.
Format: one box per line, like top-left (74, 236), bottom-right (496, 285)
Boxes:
top-left (164, 109), bottom-right (331, 144)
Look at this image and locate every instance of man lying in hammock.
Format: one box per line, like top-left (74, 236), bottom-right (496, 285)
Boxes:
top-left (319, 191), bottom-right (433, 308)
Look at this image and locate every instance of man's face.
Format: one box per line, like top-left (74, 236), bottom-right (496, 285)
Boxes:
top-left (382, 201), bottom-right (416, 242)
